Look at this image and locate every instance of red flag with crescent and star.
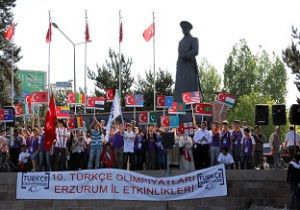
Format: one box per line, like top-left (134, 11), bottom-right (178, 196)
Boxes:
top-left (168, 102), bottom-right (186, 115)
top-left (14, 104), bottom-right (24, 116)
top-left (44, 94), bottom-right (57, 152)
top-left (125, 94), bottom-right (144, 107)
top-left (182, 91), bottom-right (201, 104)
top-left (31, 91), bottom-right (48, 104)
top-left (160, 116), bottom-right (179, 128)
top-left (216, 92), bottom-right (236, 108)
top-left (143, 23), bottom-right (155, 42)
top-left (105, 89), bottom-right (115, 102)
top-left (194, 103), bottom-right (213, 116)
top-left (138, 112), bottom-right (148, 125)
top-left (86, 96), bottom-right (105, 110)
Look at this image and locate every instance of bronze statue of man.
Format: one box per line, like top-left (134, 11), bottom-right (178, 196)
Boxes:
top-left (174, 21), bottom-right (201, 102)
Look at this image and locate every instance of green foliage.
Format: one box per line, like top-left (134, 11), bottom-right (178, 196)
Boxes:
top-left (262, 56), bottom-right (287, 103)
top-left (224, 39), bottom-right (287, 103)
top-left (224, 39), bottom-right (257, 97)
top-left (88, 48), bottom-right (134, 110)
top-left (198, 58), bottom-right (221, 102)
top-left (135, 68), bottom-right (174, 110)
top-left (282, 26), bottom-right (300, 103)
top-left (0, 0), bottom-right (22, 106)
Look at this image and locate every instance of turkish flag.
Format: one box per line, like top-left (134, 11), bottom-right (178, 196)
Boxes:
top-left (85, 23), bottom-right (90, 42)
top-left (160, 116), bottom-right (170, 127)
top-left (31, 91), bottom-right (48, 104)
top-left (14, 104), bottom-right (23, 116)
top-left (44, 94), bottom-right (57, 151)
top-left (157, 95), bottom-right (165, 108)
top-left (138, 112), bottom-right (148, 124)
top-left (194, 103), bottom-right (213, 116)
top-left (0, 109), bottom-right (4, 121)
top-left (106, 89), bottom-right (115, 102)
top-left (67, 118), bottom-right (75, 129)
top-left (119, 22), bottom-right (123, 43)
top-left (46, 22), bottom-right (52, 43)
top-left (86, 96), bottom-right (105, 110)
top-left (67, 93), bottom-right (76, 104)
top-left (143, 23), bottom-right (155, 42)
top-left (4, 24), bottom-right (15, 41)
top-left (125, 94), bottom-right (135, 107)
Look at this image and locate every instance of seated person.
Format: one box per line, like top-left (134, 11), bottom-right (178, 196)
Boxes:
top-left (217, 147), bottom-right (234, 169)
top-left (18, 144), bottom-right (30, 172)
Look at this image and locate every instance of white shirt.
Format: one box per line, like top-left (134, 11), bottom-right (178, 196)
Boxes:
top-left (55, 127), bottom-right (69, 148)
top-left (123, 131), bottom-right (135, 153)
top-left (193, 129), bottom-right (212, 144)
top-left (18, 151), bottom-right (30, 164)
top-left (217, 152), bottom-right (234, 165)
top-left (285, 131), bottom-right (300, 147)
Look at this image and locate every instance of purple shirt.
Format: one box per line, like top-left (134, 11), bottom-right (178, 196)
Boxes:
top-left (211, 132), bottom-right (220, 147)
top-left (220, 130), bottom-right (231, 150)
top-left (110, 132), bottom-right (124, 149)
top-left (232, 130), bottom-right (243, 148)
top-left (134, 135), bottom-right (144, 152)
top-left (27, 136), bottom-right (40, 154)
top-left (242, 136), bottom-right (254, 156)
top-left (147, 133), bottom-right (156, 152)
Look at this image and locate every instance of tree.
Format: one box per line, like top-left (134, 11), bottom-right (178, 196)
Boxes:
top-left (0, 0), bottom-right (22, 106)
top-left (135, 68), bottom-right (174, 110)
top-left (223, 39), bottom-right (258, 97)
top-left (262, 55), bottom-right (287, 103)
top-left (198, 58), bottom-right (221, 102)
top-left (224, 39), bottom-right (287, 103)
top-left (282, 26), bottom-right (300, 103)
top-left (88, 48), bottom-right (134, 109)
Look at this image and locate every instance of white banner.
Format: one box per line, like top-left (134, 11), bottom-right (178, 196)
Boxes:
top-left (16, 164), bottom-right (227, 200)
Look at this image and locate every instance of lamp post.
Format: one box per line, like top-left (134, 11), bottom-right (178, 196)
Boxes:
top-left (52, 23), bottom-right (90, 93)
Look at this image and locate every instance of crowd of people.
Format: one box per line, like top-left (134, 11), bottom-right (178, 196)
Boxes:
top-left (0, 117), bottom-right (299, 172)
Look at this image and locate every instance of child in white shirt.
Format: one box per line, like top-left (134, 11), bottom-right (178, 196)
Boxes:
top-left (217, 147), bottom-right (234, 169)
top-left (18, 144), bottom-right (30, 172)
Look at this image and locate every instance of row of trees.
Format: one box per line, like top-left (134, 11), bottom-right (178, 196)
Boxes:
top-left (0, 0), bottom-right (21, 106)
top-left (88, 40), bottom-right (288, 108)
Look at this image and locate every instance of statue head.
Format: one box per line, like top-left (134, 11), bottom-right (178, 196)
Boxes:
top-left (180, 21), bottom-right (193, 35)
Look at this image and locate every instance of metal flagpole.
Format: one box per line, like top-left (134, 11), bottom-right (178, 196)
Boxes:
top-left (47, 11), bottom-right (51, 104)
top-left (84, 10), bottom-right (88, 114)
top-left (152, 12), bottom-right (156, 111)
top-left (84, 10), bottom-right (88, 95)
top-left (10, 22), bottom-right (15, 106)
top-left (118, 10), bottom-right (122, 99)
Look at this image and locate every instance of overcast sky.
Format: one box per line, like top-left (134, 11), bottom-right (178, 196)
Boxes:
top-left (13, 0), bottom-right (300, 107)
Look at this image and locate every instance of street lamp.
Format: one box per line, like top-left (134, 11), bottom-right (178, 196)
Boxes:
top-left (52, 23), bottom-right (91, 93)
top-left (52, 22), bottom-right (77, 92)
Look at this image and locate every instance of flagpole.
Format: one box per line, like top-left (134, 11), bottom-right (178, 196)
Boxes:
top-left (84, 10), bottom-right (88, 95)
top-left (118, 10), bottom-right (122, 99)
top-left (10, 22), bottom-right (15, 106)
top-left (47, 11), bottom-right (51, 104)
top-left (84, 10), bottom-right (88, 114)
top-left (152, 11), bottom-right (156, 112)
